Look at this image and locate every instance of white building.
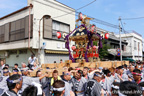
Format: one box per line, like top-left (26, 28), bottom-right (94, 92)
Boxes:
top-left (143, 39), bottom-right (144, 51)
top-left (0, 0), bottom-right (75, 66)
top-left (143, 39), bottom-right (144, 61)
top-left (117, 32), bottom-right (143, 61)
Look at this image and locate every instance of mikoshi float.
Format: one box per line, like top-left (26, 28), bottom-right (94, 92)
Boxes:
top-left (64, 13), bottom-right (103, 63)
top-left (36, 13), bottom-right (129, 77)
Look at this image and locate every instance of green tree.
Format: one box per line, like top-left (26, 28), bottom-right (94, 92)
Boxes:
top-left (93, 40), bottom-right (111, 60)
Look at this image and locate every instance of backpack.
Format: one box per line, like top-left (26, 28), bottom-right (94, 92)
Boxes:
top-left (85, 80), bottom-right (96, 96)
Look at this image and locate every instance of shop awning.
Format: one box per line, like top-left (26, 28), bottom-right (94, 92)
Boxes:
top-left (122, 58), bottom-right (135, 62)
top-left (45, 50), bottom-right (69, 54)
top-left (108, 49), bottom-right (132, 56)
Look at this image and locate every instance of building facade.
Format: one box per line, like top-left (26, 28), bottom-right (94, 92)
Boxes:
top-left (143, 39), bottom-right (144, 61)
top-left (116, 32), bottom-right (143, 61)
top-left (97, 28), bottom-right (128, 60)
top-left (0, 0), bottom-right (75, 66)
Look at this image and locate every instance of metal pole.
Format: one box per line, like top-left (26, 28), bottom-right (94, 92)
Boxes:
top-left (28, 6), bottom-right (31, 49)
top-left (119, 17), bottom-right (122, 61)
top-left (38, 18), bottom-right (43, 65)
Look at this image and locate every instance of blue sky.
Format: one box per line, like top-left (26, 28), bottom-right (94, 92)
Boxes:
top-left (0, 0), bottom-right (144, 38)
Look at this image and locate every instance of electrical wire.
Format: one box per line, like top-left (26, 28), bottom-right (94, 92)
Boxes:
top-left (121, 16), bottom-right (144, 20)
top-left (75, 11), bottom-right (119, 29)
top-left (120, 20), bottom-right (131, 42)
top-left (34, 0), bottom-right (120, 30)
top-left (35, 0), bottom-right (96, 19)
top-left (52, 0), bottom-right (96, 18)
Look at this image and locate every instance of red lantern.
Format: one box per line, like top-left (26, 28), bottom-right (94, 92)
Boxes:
top-left (79, 12), bottom-right (83, 21)
top-left (57, 32), bottom-right (61, 39)
top-left (71, 46), bottom-right (76, 50)
top-left (91, 25), bottom-right (96, 33)
top-left (105, 33), bottom-right (109, 39)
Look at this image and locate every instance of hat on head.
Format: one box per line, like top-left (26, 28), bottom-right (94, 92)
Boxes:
top-left (98, 67), bottom-right (103, 70)
top-left (21, 67), bottom-right (28, 72)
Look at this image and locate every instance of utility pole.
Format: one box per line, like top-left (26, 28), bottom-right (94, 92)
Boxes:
top-left (119, 17), bottom-right (122, 61)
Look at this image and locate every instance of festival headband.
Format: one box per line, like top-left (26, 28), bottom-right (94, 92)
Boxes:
top-left (53, 87), bottom-right (65, 91)
top-left (142, 87), bottom-right (144, 91)
top-left (94, 73), bottom-right (102, 77)
top-left (3, 70), bottom-right (9, 73)
top-left (132, 72), bottom-right (142, 76)
top-left (138, 66), bottom-right (141, 68)
top-left (63, 72), bottom-right (71, 76)
top-left (76, 68), bottom-right (80, 70)
top-left (13, 70), bottom-right (19, 72)
top-left (111, 85), bottom-right (119, 90)
top-left (131, 66), bottom-right (135, 68)
top-left (6, 76), bottom-right (22, 83)
top-left (21, 68), bottom-right (28, 72)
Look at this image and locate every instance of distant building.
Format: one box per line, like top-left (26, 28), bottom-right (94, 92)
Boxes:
top-left (143, 39), bottom-right (144, 61)
top-left (97, 28), bottom-right (128, 60)
top-left (116, 32), bottom-right (143, 61)
top-left (0, 0), bottom-right (75, 66)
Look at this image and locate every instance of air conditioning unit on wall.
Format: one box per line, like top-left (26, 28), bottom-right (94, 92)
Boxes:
top-left (4, 51), bottom-right (9, 57)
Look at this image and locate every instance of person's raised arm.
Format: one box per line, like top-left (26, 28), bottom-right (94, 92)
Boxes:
top-left (39, 73), bottom-right (50, 80)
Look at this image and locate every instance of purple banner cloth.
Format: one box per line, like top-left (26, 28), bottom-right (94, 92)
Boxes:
top-left (64, 24), bottom-right (103, 62)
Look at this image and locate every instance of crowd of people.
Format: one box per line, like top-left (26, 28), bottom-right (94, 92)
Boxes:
top-left (0, 55), bottom-right (144, 96)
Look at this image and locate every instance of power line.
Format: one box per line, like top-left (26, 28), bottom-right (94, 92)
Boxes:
top-left (35, 0), bottom-right (119, 30)
top-left (122, 16), bottom-right (144, 20)
top-left (34, 0), bottom-right (122, 34)
top-left (76, 0), bottom-right (96, 10)
top-left (120, 20), bottom-right (131, 42)
top-left (52, 0), bottom-right (96, 18)
top-left (35, 0), bottom-right (96, 19)
top-left (91, 19), bottom-right (119, 29)
top-left (75, 12), bottom-right (119, 29)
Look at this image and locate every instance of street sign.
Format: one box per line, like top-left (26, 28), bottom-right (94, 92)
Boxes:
top-left (42, 42), bottom-right (46, 49)
top-left (117, 48), bottom-right (120, 52)
top-left (117, 52), bottom-right (120, 56)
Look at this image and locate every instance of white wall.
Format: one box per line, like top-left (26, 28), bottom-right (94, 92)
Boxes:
top-left (0, 9), bottom-right (30, 26)
top-left (0, 39), bottom-right (33, 50)
top-left (133, 37), bottom-right (143, 56)
top-left (119, 33), bottom-right (143, 61)
top-left (32, 0), bottom-right (75, 50)
top-left (0, 0), bottom-right (75, 51)
top-left (143, 39), bottom-right (144, 51)
top-left (0, 50), bottom-right (32, 67)
top-left (31, 0), bottom-right (75, 64)
top-left (0, 0), bottom-right (76, 64)
top-left (44, 54), bottom-right (69, 63)
top-left (0, 8), bottom-right (33, 50)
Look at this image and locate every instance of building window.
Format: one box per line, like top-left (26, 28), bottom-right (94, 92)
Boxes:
top-left (10, 19), bottom-right (25, 41)
top-left (134, 40), bottom-right (137, 50)
top-left (52, 20), bottom-right (70, 40)
top-left (138, 42), bottom-right (140, 51)
top-left (19, 49), bottom-right (27, 54)
top-left (9, 50), bottom-right (17, 55)
top-left (0, 25), bottom-right (4, 43)
top-left (0, 15), bottom-right (32, 42)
